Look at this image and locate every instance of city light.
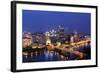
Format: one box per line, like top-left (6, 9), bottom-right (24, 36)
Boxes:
top-left (22, 25), bottom-right (91, 62)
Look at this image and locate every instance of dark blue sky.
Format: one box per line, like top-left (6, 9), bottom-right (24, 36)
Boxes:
top-left (22, 10), bottom-right (91, 34)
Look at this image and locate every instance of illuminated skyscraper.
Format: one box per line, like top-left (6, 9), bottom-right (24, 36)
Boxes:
top-left (57, 25), bottom-right (64, 38)
top-left (45, 31), bottom-right (51, 45)
top-left (22, 32), bottom-right (33, 48)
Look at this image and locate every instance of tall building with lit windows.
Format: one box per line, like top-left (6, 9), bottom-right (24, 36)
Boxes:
top-left (22, 32), bottom-right (33, 48)
top-left (45, 31), bottom-right (51, 45)
top-left (57, 25), bottom-right (64, 38)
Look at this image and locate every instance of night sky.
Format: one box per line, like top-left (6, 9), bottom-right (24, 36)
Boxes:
top-left (22, 10), bottom-right (91, 34)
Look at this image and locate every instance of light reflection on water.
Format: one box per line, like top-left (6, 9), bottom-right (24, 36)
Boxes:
top-left (23, 45), bottom-right (91, 63)
top-left (23, 50), bottom-right (61, 62)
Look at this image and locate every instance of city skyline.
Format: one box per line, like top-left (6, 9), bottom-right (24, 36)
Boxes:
top-left (22, 10), bottom-right (91, 62)
top-left (22, 10), bottom-right (91, 34)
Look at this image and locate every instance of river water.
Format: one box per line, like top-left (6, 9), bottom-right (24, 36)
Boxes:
top-left (23, 45), bottom-right (91, 63)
